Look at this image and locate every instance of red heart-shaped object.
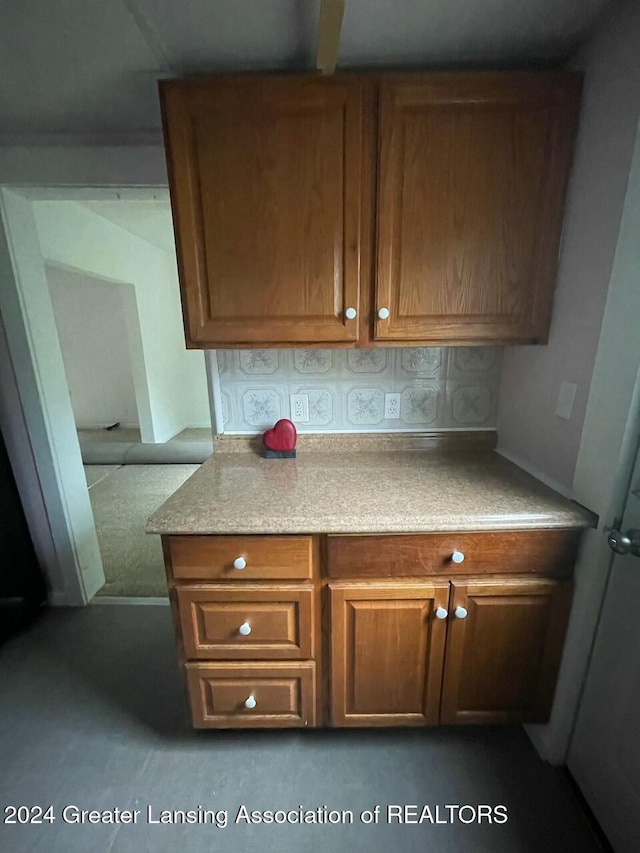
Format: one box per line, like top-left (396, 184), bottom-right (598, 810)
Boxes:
top-left (263, 418), bottom-right (297, 452)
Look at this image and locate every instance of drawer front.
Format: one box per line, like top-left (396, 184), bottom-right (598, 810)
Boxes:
top-left (177, 584), bottom-right (314, 660)
top-left (186, 661), bottom-right (316, 728)
top-left (168, 535), bottom-right (313, 580)
top-left (327, 530), bottom-right (579, 579)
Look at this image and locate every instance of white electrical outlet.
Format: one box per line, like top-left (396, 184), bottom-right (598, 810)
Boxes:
top-left (290, 394), bottom-right (310, 422)
top-left (555, 381), bottom-right (577, 420)
top-left (384, 392), bottom-right (401, 419)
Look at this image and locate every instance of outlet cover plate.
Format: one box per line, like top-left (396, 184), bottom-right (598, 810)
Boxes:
top-left (556, 381), bottom-right (577, 420)
top-left (384, 392), bottom-right (401, 419)
top-left (290, 394), bottom-right (309, 423)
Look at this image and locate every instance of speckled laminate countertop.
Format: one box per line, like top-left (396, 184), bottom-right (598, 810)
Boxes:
top-left (145, 436), bottom-right (595, 535)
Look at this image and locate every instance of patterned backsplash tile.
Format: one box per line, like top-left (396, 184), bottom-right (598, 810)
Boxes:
top-left (216, 347), bottom-right (501, 433)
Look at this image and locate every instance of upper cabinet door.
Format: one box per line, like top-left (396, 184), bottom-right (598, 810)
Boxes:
top-left (161, 76), bottom-right (365, 346)
top-left (375, 73), bottom-right (581, 344)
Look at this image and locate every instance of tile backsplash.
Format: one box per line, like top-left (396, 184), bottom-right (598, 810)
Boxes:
top-left (216, 347), bottom-right (501, 434)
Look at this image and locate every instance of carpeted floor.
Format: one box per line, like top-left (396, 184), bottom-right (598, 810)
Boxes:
top-left (85, 464), bottom-right (121, 488)
top-left (87, 464), bottom-right (199, 597)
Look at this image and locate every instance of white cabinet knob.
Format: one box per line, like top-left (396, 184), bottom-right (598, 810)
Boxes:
top-left (345, 307), bottom-right (357, 320)
top-left (377, 307), bottom-right (390, 320)
top-left (455, 606), bottom-right (468, 619)
top-left (238, 621), bottom-right (252, 636)
top-left (244, 695), bottom-right (257, 709)
top-left (435, 606), bottom-right (448, 620)
top-left (233, 557), bottom-right (246, 570)
top-left (451, 550), bottom-right (465, 564)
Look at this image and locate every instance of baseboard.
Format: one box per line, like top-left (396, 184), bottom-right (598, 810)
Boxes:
top-left (495, 447), bottom-right (574, 500)
top-left (77, 423), bottom-right (140, 430)
top-left (561, 768), bottom-right (614, 852)
top-left (525, 723), bottom-right (567, 766)
top-left (90, 596), bottom-right (169, 605)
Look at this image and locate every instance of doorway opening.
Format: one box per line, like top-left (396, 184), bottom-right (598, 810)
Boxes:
top-left (1, 188), bottom-right (215, 601)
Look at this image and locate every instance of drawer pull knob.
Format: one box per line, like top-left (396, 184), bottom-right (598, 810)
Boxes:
top-left (377, 307), bottom-right (390, 320)
top-left (244, 695), bottom-right (257, 710)
top-left (451, 550), bottom-right (465, 564)
top-left (233, 557), bottom-right (247, 570)
top-left (345, 307), bottom-right (357, 320)
top-left (435, 606), bottom-right (448, 620)
top-left (455, 606), bottom-right (468, 619)
top-left (238, 622), bottom-right (252, 636)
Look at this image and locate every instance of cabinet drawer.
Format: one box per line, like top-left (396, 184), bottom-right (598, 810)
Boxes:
top-left (186, 661), bottom-right (316, 728)
top-left (168, 535), bottom-right (313, 580)
top-left (177, 584), bottom-right (314, 660)
top-left (327, 530), bottom-right (579, 579)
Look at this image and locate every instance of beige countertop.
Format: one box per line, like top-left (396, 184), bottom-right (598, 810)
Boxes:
top-left (145, 435), bottom-right (595, 535)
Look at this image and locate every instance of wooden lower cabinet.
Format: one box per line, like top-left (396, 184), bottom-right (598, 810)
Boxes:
top-left (329, 578), bottom-right (572, 727)
top-left (440, 579), bottom-right (572, 724)
top-left (329, 582), bottom-right (449, 726)
top-left (163, 532), bottom-right (576, 729)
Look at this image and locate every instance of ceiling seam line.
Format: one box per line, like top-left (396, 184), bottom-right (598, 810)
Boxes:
top-left (123, 0), bottom-right (176, 75)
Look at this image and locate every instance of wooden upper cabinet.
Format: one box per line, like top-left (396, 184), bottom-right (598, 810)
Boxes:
top-left (375, 73), bottom-right (581, 344)
top-left (161, 71), bottom-right (581, 348)
top-left (160, 76), bottom-right (365, 346)
top-left (440, 579), bottom-right (572, 724)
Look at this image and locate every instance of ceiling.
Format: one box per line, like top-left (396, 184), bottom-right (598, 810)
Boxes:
top-left (0, 0), bottom-right (613, 143)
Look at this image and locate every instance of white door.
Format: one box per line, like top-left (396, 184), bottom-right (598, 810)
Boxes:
top-left (568, 440), bottom-right (640, 852)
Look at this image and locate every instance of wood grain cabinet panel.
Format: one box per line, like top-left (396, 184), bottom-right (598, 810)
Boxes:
top-left (330, 581), bottom-right (449, 726)
top-left (162, 530), bottom-right (581, 730)
top-left (186, 661), bottom-right (316, 728)
top-left (327, 530), bottom-right (579, 578)
top-left (375, 73), bottom-right (581, 344)
top-left (168, 535), bottom-right (313, 581)
top-left (440, 579), bottom-right (572, 724)
top-left (161, 76), bottom-right (366, 346)
top-left (177, 583), bottom-right (315, 660)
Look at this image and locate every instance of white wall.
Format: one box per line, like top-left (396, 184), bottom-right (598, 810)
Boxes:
top-left (497, 0), bottom-right (640, 491)
top-left (47, 266), bottom-right (139, 429)
top-left (33, 201), bottom-right (210, 442)
top-left (496, 0), bottom-right (640, 764)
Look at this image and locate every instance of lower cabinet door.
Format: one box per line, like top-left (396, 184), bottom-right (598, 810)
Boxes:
top-left (440, 579), bottom-right (572, 724)
top-left (186, 661), bottom-right (316, 728)
top-left (329, 581), bottom-right (449, 726)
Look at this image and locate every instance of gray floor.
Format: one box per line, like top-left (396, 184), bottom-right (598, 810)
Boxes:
top-left (0, 606), bottom-right (604, 853)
